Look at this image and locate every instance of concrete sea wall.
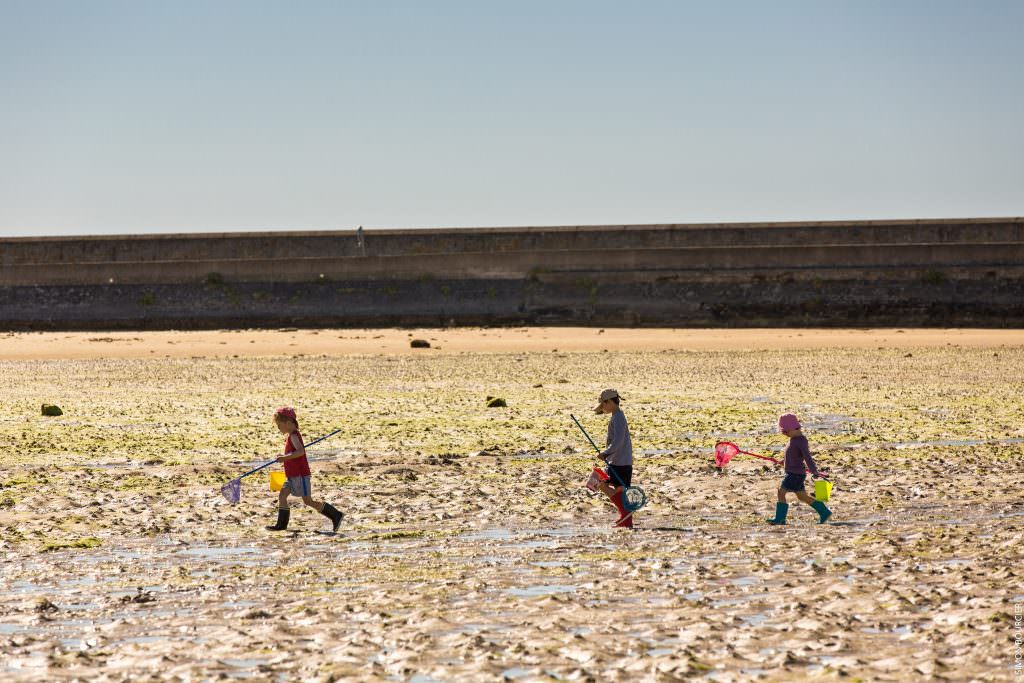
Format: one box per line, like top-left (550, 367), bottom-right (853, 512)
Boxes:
top-left (1, 218), bottom-right (1022, 329)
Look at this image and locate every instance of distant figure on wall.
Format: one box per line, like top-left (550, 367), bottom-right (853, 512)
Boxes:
top-left (356, 225), bottom-right (365, 256)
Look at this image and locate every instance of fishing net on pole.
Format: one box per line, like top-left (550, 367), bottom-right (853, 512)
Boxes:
top-left (220, 478), bottom-right (242, 504)
top-left (714, 442), bottom-right (741, 468)
top-left (623, 485), bottom-right (647, 512)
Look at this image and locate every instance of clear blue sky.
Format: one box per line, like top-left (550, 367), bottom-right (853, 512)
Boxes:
top-left (1, 0), bottom-right (1022, 236)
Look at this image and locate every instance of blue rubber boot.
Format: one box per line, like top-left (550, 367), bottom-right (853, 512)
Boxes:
top-left (810, 500), bottom-right (832, 524)
top-left (766, 502), bottom-right (788, 525)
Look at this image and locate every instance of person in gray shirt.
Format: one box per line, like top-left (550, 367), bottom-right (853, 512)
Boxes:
top-left (594, 389), bottom-right (635, 528)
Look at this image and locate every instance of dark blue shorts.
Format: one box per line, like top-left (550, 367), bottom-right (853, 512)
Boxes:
top-left (605, 465), bottom-right (632, 488)
top-left (780, 473), bottom-right (806, 492)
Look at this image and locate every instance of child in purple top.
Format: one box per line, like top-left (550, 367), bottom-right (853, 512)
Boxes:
top-left (767, 413), bottom-right (832, 525)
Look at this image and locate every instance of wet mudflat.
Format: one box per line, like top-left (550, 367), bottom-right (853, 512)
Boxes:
top-left (1, 344), bottom-right (1022, 681)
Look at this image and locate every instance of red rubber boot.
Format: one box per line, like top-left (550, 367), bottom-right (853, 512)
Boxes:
top-left (611, 490), bottom-right (633, 528)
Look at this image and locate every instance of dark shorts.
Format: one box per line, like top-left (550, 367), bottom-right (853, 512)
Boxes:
top-left (605, 465), bottom-right (632, 488)
top-left (781, 473), bottom-right (806, 492)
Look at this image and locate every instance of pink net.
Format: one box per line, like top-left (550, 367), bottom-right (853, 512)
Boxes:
top-left (714, 442), bottom-right (740, 468)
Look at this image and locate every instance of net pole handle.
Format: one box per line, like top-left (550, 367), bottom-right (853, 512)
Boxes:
top-left (741, 449), bottom-right (784, 466)
top-left (238, 460), bottom-right (276, 480)
top-left (238, 428), bottom-right (343, 480)
top-left (570, 414), bottom-right (601, 454)
top-left (738, 447), bottom-right (813, 473)
top-left (570, 414), bottom-right (627, 489)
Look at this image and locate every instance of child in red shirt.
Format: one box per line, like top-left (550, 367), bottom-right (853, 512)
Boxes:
top-left (266, 407), bottom-right (344, 532)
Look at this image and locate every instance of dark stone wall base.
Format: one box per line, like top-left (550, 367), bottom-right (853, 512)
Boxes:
top-left (1, 276), bottom-right (1021, 331)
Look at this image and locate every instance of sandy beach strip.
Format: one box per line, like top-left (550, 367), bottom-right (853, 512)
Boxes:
top-left (0, 327), bottom-right (1021, 360)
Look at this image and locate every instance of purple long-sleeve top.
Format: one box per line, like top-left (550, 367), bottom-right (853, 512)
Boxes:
top-left (784, 434), bottom-right (820, 475)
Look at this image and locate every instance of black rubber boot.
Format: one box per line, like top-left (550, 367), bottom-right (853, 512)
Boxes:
top-left (266, 507), bottom-right (290, 531)
top-left (321, 503), bottom-right (344, 532)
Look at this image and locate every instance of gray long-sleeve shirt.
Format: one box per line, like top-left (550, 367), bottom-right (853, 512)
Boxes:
top-left (600, 410), bottom-right (633, 466)
top-left (784, 434), bottom-right (820, 475)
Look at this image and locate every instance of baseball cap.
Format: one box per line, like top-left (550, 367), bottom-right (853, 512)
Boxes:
top-left (594, 389), bottom-right (621, 413)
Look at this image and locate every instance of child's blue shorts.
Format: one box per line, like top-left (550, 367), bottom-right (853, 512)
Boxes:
top-left (780, 473), bottom-right (806, 492)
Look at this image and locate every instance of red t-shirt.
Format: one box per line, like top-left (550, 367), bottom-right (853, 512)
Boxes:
top-left (283, 431), bottom-right (311, 478)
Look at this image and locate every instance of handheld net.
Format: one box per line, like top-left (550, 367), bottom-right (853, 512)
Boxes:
top-left (220, 479), bottom-right (242, 504)
top-left (623, 485), bottom-right (647, 512)
top-left (714, 442), bottom-right (740, 468)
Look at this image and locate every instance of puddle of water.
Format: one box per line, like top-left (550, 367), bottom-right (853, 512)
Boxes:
top-left (889, 437), bottom-right (1024, 449)
top-left (804, 414), bottom-right (864, 434)
top-left (443, 622), bottom-right (501, 636)
top-left (501, 668), bottom-right (533, 680)
top-left (741, 613), bottom-right (770, 627)
top-left (109, 635), bottom-right (169, 647)
top-left (462, 527), bottom-right (596, 544)
top-left (224, 600), bottom-right (260, 609)
top-left (60, 637), bottom-right (98, 650)
top-left (646, 597), bottom-right (675, 607)
top-left (505, 584), bottom-right (577, 598)
top-left (179, 546), bottom-right (259, 559)
top-left (731, 576), bottom-right (759, 587)
top-left (8, 580), bottom-right (42, 593)
top-left (82, 461), bottom-right (149, 470)
top-left (507, 540), bottom-right (559, 550)
top-left (62, 576), bottom-right (102, 588)
top-left (533, 527), bottom-right (593, 538)
top-left (174, 546), bottom-right (273, 567)
top-left (221, 658), bottom-right (268, 668)
top-left (861, 625), bottom-right (912, 635)
top-left (461, 529), bottom-right (514, 541)
top-left (711, 592), bottom-right (770, 608)
top-left (221, 655), bottom-right (268, 671)
top-left (52, 617), bottom-right (106, 630)
top-left (470, 554), bottom-right (515, 566)
top-left (109, 584), bottom-right (163, 596)
top-left (59, 602), bottom-right (100, 611)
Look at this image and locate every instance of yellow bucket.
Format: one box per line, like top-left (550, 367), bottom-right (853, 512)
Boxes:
top-left (269, 471), bottom-right (286, 492)
top-left (814, 479), bottom-right (833, 502)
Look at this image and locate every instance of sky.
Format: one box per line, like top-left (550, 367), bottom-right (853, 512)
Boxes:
top-left (1, 0), bottom-right (1022, 236)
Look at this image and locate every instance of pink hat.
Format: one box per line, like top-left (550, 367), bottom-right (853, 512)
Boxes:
top-left (777, 413), bottom-right (801, 433)
top-left (275, 406), bottom-right (297, 421)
